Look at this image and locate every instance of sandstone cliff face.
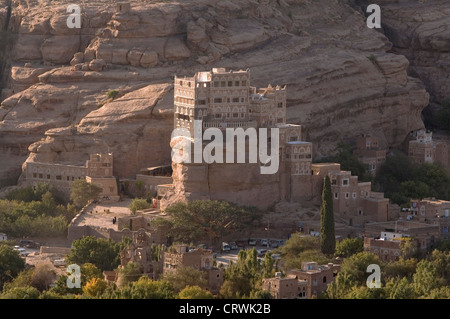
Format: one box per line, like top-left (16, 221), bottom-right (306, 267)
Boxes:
top-left (0, 0), bottom-right (432, 187)
top-left (375, 0), bottom-right (449, 104)
top-left (371, 0), bottom-right (449, 129)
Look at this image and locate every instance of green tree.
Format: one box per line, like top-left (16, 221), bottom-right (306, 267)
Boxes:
top-left (325, 272), bottom-right (356, 299)
top-left (160, 200), bottom-right (261, 246)
top-left (220, 248), bottom-right (262, 299)
top-left (383, 258), bottom-right (418, 281)
top-left (249, 289), bottom-right (273, 299)
top-left (335, 238), bottom-right (363, 258)
top-left (70, 179), bottom-right (102, 208)
top-left (116, 261), bottom-right (142, 288)
top-left (178, 285), bottom-right (214, 299)
top-left (262, 252), bottom-right (274, 278)
top-left (320, 176), bottom-right (335, 255)
top-left (413, 260), bottom-right (439, 296)
top-left (83, 277), bottom-right (108, 298)
top-left (162, 266), bottom-right (208, 293)
top-left (281, 233), bottom-right (320, 258)
top-left (129, 198), bottom-right (151, 214)
top-left (385, 277), bottom-right (415, 299)
top-left (0, 286), bottom-right (40, 299)
top-left (65, 236), bottom-right (124, 271)
top-left (345, 285), bottom-right (385, 299)
top-left (81, 263), bottom-right (103, 283)
top-left (0, 245), bottom-right (26, 290)
top-left (429, 250), bottom-right (450, 285)
top-left (281, 234), bottom-right (330, 270)
top-left (107, 277), bottom-right (176, 299)
top-left (424, 286), bottom-right (450, 299)
top-left (340, 252), bottom-right (382, 284)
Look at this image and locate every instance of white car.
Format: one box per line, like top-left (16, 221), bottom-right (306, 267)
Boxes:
top-left (271, 253), bottom-right (281, 260)
top-left (257, 249), bottom-right (267, 257)
top-left (261, 238), bottom-right (269, 246)
top-left (14, 247), bottom-right (29, 257)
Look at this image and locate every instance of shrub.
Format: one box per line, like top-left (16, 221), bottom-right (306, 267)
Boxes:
top-left (107, 90), bottom-right (119, 100)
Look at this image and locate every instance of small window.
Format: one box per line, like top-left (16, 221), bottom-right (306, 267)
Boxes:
top-left (334, 193), bottom-right (338, 199)
top-left (56, 175), bottom-right (62, 180)
top-left (233, 97), bottom-right (239, 103)
top-left (342, 179), bottom-right (349, 186)
top-left (278, 102), bottom-right (283, 108)
top-left (235, 81), bottom-right (240, 86)
top-left (352, 192), bottom-right (357, 199)
top-left (47, 175), bottom-right (51, 179)
top-left (214, 81), bottom-right (219, 87)
top-left (33, 173), bottom-right (37, 178)
top-left (221, 81), bottom-right (226, 87)
top-left (242, 80), bottom-right (247, 86)
top-left (345, 193), bottom-right (349, 199)
top-left (241, 97), bottom-right (245, 102)
top-left (214, 98), bottom-right (222, 103)
top-left (198, 99), bottom-right (206, 105)
top-left (228, 81), bottom-right (232, 87)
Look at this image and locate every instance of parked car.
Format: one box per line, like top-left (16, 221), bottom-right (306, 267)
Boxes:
top-left (248, 238), bottom-right (257, 246)
top-left (14, 247), bottom-right (29, 257)
top-left (256, 249), bottom-right (267, 257)
top-left (271, 239), bottom-right (285, 248)
top-left (271, 253), bottom-right (281, 260)
top-left (229, 242), bottom-right (238, 250)
top-left (19, 240), bottom-right (40, 249)
top-left (222, 242), bottom-right (231, 252)
top-left (261, 238), bottom-right (269, 247)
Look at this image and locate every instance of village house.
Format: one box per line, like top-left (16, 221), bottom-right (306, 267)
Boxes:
top-left (410, 198), bottom-right (450, 222)
top-left (163, 244), bottom-right (223, 294)
top-left (364, 220), bottom-right (441, 251)
top-left (406, 129), bottom-right (450, 176)
top-left (353, 134), bottom-right (387, 176)
top-left (24, 153), bottom-right (119, 201)
top-left (363, 232), bottom-right (416, 262)
top-left (261, 273), bottom-right (307, 299)
top-left (288, 262), bottom-right (340, 299)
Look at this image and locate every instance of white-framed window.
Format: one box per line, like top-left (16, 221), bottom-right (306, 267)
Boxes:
top-left (345, 192), bottom-right (350, 199)
top-left (342, 179), bottom-right (349, 186)
top-left (352, 192), bottom-right (357, 199)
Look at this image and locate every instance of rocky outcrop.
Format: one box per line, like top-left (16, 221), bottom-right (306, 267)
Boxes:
top-left (0, 0), bottom-right (433, 187)
top-left (371, 0), bottom-right (449, 126)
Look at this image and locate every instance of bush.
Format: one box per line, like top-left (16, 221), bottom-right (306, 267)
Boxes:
top-left (0, 286), bottom-right (40, 299)
top-left (107, 90), bottom-right (119, 100)
top-left (129, 198), bottom-right (151, 214)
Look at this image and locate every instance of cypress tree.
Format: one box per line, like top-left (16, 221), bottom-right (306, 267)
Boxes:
top-left (320, 175), bottom-right (336, 255)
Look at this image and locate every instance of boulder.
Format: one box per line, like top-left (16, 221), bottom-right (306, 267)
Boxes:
top-left (140, 50), bottom-right (159, 68)
top-left (70, 52), bottom-right (85, 66)
top-left (40, 36), bottom-right (80, 64)
top-left (89, 59), bottom-right (106, 72)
